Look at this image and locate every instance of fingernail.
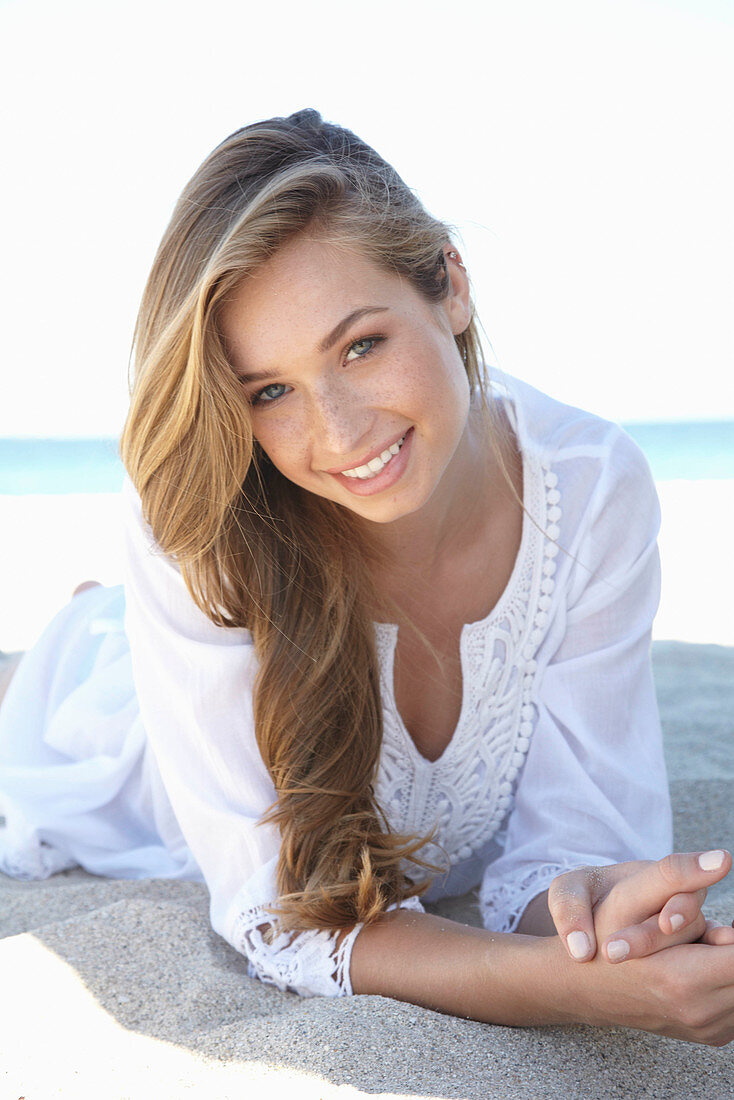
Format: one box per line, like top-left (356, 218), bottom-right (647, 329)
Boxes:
top-left (699, 850), bottom-right (725, 871)
top-left (669, 913), bottom-right (685, 932)
top-left (566, 930), bottom-right (590, 959)
top-left (607, 939), bottom-right (630, 962)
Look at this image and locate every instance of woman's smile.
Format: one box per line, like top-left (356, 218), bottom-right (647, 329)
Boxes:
top-left (327, 427), bottom-right (414, 497)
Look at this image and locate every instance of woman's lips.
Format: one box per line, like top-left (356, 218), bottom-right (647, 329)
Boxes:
top-left (324, 429), bottom-right (409, 475)
top-left (328, 427), bottom-right (414, 497)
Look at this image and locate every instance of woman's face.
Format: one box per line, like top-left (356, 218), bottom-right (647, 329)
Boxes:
top-left (219, 234), bottom-right (474, 525)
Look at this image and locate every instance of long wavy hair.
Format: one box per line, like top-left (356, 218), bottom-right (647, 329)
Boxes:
top-left (121, 109), bottom-right (496, 932)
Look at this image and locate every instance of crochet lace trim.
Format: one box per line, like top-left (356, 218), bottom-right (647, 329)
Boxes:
top-left (230, 895), bottom-right (424, 998)
top-left (479, 860), bottom-right (581, 932)
top-left (374, 453), bottom-right (561, 880)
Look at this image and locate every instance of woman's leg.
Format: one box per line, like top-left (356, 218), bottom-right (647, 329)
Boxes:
top-left (71, 580), bottom-right (101, 598)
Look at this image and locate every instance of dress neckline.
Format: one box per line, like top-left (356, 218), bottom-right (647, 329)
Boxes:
top-left (374, 382), bottom-right (543, 768)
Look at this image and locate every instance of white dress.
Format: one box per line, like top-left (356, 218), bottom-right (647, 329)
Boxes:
top-left (0, 375), bottom-right (673, 997)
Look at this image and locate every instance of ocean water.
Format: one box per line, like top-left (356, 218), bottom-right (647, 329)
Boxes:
top-left (0, 421), bottom-right (733, 494)
top-left (0, 438), bottom-right (124, 495)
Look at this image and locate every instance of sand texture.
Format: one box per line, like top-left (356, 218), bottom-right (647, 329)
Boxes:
top-left (2, 640), bottom-right (734, 1099)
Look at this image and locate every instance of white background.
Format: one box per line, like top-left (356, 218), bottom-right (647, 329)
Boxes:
top-left (1, 0), bottom-right (732, 437)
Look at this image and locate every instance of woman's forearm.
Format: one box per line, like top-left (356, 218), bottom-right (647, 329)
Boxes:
top-left (349, 887), bottom-right (734, 1044)
top-left (349, 908), bottom-right (574, 1026)
top-left (515, 889), bottom-right (556, 935)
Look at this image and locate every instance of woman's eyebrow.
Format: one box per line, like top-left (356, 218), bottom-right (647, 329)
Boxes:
top-left (317, 306), bottom-right (389, 353)
top-left (237, 306), bottom-right (390, 383)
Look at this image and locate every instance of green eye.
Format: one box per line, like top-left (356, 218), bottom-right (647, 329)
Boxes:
top-left (252, 383), bottom-right (289, 405)
top-left (345, 336), bottom-right (383, 361)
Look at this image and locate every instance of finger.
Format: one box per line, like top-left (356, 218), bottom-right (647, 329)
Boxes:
top-left (658, 889), bottom-right (707, 934)
top-left (702, 921), bottom-right (734, 947)
top-left (603, 909), bottom-right (708, 963)
top-left (548, 868), bottom-right (600, 961)
top-left (612, 851), bottom-right (731, 924)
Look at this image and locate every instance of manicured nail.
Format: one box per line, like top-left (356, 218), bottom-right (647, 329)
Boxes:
top-left (607, 939), bottom-right (630, 962)
top-left (566, 930), bottom-right (590, 959)
top-left (699, 850), bottom-right (725, 871)
top-left (669, 913), bottom-right (685, 932)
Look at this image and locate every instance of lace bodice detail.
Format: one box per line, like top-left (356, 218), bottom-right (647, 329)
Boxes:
top-left (374, 450), bottom-right (561, 876)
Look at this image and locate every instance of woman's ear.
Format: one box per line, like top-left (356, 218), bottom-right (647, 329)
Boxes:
top-left (442, 246), bottom-right (472, 335)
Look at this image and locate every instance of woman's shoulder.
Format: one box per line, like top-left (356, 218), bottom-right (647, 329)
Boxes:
top-left (492, 372), bottom-right (658, 556)
top-left (494, 371), bottom-right (652, 489)
top-left (121, 475), bottom-right (256, 648)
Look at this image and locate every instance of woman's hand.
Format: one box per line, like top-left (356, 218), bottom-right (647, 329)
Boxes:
top-left (548, 851), bottom-right (734, 963)
top-left (555, 859), bottom-right (734, 1045)
top-left (351, 859), bottom-right (734, 1044)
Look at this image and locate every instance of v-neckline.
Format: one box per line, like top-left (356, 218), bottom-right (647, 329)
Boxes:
top-left (374, 387), bottom-right (539, 768)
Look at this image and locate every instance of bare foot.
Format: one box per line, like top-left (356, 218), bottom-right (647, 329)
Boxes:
top-left (72, 580), bottom-right (102, 599)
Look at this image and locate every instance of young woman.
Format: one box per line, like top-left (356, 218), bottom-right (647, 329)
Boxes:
top-left (2, 109), bottom-right (734, 1043)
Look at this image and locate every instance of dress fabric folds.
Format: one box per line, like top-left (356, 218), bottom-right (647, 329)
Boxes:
top-left (0, 374), bottom-right (674, 997)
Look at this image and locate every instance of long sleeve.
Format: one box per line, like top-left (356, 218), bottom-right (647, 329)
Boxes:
top-left (479, 425), bottom-right (673, 931)
top-left (121, 477), bottom-right (364, 996)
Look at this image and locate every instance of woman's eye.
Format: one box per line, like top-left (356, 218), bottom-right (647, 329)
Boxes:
top-left (345, 336), bottom-right (382, 362)
top-left (252, 382), bottom-right (289, 406)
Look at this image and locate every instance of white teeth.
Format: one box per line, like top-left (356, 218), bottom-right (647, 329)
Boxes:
top-left (341, 434), bottom-right (407, 479)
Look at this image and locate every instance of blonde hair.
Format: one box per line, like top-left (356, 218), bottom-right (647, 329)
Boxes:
top-left (121, 109), bottom-right (497, 931)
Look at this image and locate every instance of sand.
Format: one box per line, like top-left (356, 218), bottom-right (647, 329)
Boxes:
top-left (2, 639), bottom-right (734, 1099)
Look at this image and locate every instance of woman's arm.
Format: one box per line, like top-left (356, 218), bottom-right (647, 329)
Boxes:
top-left (351, 853), bottom-right (734, 1043)
top-left (479, 428), bottom-right (673, 941)
top-left (351, 907), bottom-right (556, 1025)
top-left (122, 477), bottom-right (396, 997)
top-left (515, 888), bottom-right (556, 935)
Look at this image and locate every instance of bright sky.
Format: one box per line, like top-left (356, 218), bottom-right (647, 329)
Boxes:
top-left (1, 0), bottom-right (732, 436)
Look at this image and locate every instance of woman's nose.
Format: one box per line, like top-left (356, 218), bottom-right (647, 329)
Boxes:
top-left (309, 386), bottom-right (373, 457)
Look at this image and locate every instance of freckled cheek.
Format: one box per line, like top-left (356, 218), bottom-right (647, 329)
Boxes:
top-left (372, 350), bottom-right (466, 426)
top-left (368, 357), bottom-right (435, 409)
top-left (253, 423), bottom-right (311, 476)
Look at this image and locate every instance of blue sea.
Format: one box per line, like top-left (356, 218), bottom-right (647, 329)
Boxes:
top-left (0, 421), bottom-right (733, 493)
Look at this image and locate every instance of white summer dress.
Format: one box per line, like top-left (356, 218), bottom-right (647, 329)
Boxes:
top-left (0, 374), bottom-right (673, 997)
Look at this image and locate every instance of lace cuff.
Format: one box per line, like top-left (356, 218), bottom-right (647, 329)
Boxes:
top-left (479, 860), bottom-right (585, 933)
top-left (230, 893), bottom-right (425, 999)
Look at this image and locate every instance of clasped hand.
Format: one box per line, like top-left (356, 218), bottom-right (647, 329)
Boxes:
top-left (547, 850), bottom-right (734, 1044)
top-left (549, 850), bottom-right (734, 963)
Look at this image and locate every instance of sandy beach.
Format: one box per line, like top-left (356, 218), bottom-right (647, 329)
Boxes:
top-left (1, 640), bottom-right (733, 1097)
top-left (2, 485), bottom-right (734, 1097)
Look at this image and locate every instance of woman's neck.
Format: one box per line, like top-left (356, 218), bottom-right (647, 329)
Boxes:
top-left (363, 400), bottom-right (523, 613)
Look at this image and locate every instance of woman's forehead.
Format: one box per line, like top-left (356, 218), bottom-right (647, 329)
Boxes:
top-left (219, 237), bottom-right (421, 368)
